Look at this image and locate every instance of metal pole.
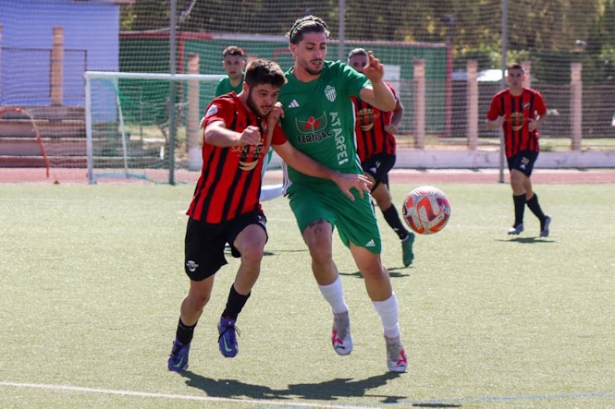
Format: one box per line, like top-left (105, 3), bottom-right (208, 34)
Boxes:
top-left (499, 0), bottom-right (508, 183)
top-left (338, 0), bottom-right (345, 62)
top-left (168, 0), bottom-right (177, 185)
top-left (85, 74), bottom-right (94, 184)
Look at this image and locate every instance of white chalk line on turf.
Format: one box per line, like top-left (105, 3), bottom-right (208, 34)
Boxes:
top-left (0, 381), bottom-right (376, 409)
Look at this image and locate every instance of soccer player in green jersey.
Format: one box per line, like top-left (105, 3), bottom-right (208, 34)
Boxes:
top-left (215, 46), bottom-right (246, 97)
top-left (276, 15), bottom-right (407, 373)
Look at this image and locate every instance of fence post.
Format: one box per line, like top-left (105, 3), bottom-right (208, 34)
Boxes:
top-left (0, 24), bottom-right (3, 100)
top-left (467, 60), bottom-right (478, 150)
top-left (521, 61), bottom-right (532, 88)
top-left (187, 53), bottom-right (202, 171)
top-left (570, 63), bottom-right (582, 151)
top-left (51, 26), bottom-right (64, 106)
top-left (414, 59), bottom-right (425, 149)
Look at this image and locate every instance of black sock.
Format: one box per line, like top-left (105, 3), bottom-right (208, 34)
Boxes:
top-left (526, 193), bottom-right (546, 222)
top-left (513, 194), bottom-right (526, 226)
top-left (222, 284), bottom-right (251, 320)
top-left (175, 318), bottom-right (197, 345)
top-left (382, 205), bottom-right (409, 240)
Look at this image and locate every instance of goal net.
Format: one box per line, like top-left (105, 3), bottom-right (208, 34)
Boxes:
top-left (84, 71), bottom-right (223, 184)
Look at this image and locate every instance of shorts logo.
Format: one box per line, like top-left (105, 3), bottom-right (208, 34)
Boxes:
top-left (325, 85), bottom-right (337, 102)
top-left (186, 260), bottom-right (199, 273)
top-left (365, 239), bottom-right (376, 247)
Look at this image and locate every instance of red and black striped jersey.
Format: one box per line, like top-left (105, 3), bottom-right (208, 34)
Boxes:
top-left (187, 92), bottom-right (287, 223)
top-left (486, 87), bottom-right (547, 158)
top-left (352, 82), bottom-right (398, 163)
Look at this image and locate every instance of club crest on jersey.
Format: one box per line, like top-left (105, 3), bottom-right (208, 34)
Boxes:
top-left (324, 85), bottom-right (337, 102)
top-left (511, 112), bottom-right (524, 131)
top-left (358, 107), bottom-right (376, 131)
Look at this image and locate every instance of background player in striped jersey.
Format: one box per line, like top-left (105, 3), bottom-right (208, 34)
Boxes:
top-left (277, 16), bottom-right (407, 373)
top-left (348, 47), bottom-right (416, 267)
top-left (169, 59), bottom-right (370, 371)
top-left (486, 63), bottom-right (551, 237)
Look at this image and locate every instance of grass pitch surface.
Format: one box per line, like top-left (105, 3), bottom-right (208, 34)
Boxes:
top-left (1, 183), bottom-right (614, 408)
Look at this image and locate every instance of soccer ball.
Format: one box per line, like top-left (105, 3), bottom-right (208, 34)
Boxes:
top-left (402, 186), bottom-right (451, 234)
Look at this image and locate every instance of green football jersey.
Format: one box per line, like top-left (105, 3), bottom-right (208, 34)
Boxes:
top-left (278, 61), bottom-right (369, 187)
top-left (215, 75), bottom-right (244, 96)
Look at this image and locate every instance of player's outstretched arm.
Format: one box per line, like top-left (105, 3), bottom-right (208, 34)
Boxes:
top-left (358, 51), bottom-right (396, 111)
top-left (273, 142), bottom-right (372, 200)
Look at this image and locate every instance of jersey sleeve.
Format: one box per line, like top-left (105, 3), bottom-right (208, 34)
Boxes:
top-left (386, 82), bottom-right (399, 106)
top-left (271, 123), bottom-right (287, 145)
top-left (534, 92), bottom-right (548, 116)
top-left (340, 62), bottom-right (370, 98)
top-left (202, 97), bottom-right (233, 129)
top-left (486, 95), bottom-right (502, 120)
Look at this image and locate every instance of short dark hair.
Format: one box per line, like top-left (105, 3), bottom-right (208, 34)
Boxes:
top-left (244, 59), bottom-right (287, 88)
top-left (222, 46), bottom-right (245, 58)
top-left (286, 15), bottom-right (329, 44)
top-left (508, 63), bottom-right (524, 73)
top-left (347, 48), bottom-right (367, 62)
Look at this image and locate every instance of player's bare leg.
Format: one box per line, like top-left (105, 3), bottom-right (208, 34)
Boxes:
top-left (350, 244), bottom-right (407, 372)
top-left (303, 220), bottom-right (353, 355)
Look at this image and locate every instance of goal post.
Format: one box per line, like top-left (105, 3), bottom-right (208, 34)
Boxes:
top-left (84, 71), bottom-right (224, 184)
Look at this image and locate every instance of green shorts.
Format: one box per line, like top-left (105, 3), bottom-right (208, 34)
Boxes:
top-left (288, 183), bottom-right (382, 253)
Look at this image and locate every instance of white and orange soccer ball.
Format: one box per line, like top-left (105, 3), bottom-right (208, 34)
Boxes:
top-left (402, 186), bottom-right (451, 235)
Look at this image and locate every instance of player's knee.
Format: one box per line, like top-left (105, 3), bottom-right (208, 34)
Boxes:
top-left (306, 238), bottom-right (333, 263)
top-left (187, 290), bottom-right (211, 310)
top-left (360, 264), bottom-right (388, 281)
top-left (239, 243), bottom-right (264, 267)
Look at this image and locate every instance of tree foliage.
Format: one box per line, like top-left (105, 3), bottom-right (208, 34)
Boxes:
top-left (120, 0), bottom-right (615, 82)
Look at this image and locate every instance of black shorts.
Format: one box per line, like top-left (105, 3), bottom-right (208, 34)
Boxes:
top-left (361, 153), bottom-right (396, 188)
top-left (183, 211), bottom-right (267, 281)
top-left (507, 150), bottom-right (539, 177)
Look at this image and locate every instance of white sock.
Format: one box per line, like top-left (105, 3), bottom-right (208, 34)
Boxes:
top-left (259, 184), bottom-right (284, 201)
top-left (318, 276), bottom-right (348, 314)
top-left (373, 293), bottom-right (400, 339)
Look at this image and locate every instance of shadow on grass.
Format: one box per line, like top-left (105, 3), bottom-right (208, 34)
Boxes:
top-left (179, 370), bottom-right (406, 403)
top-left (226, 248), bottom-right (308, 257)
top-left (495, 237), bottom-right (555, 244)
top-left (412, 404), bottom-right (462, 408)
top-left (340, 268), bottom-right (411, 279)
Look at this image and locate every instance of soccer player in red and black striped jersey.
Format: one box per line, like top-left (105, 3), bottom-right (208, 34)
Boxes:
top-left (348, 48), bottom-right (415, 268)
top-left (169, 59), bottom-right (370, 371)
top-left (486, 63), bottom-right (551, 237)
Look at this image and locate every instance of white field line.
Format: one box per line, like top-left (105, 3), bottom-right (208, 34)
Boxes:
top-left (0, 381), bottom-right (379, 409)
